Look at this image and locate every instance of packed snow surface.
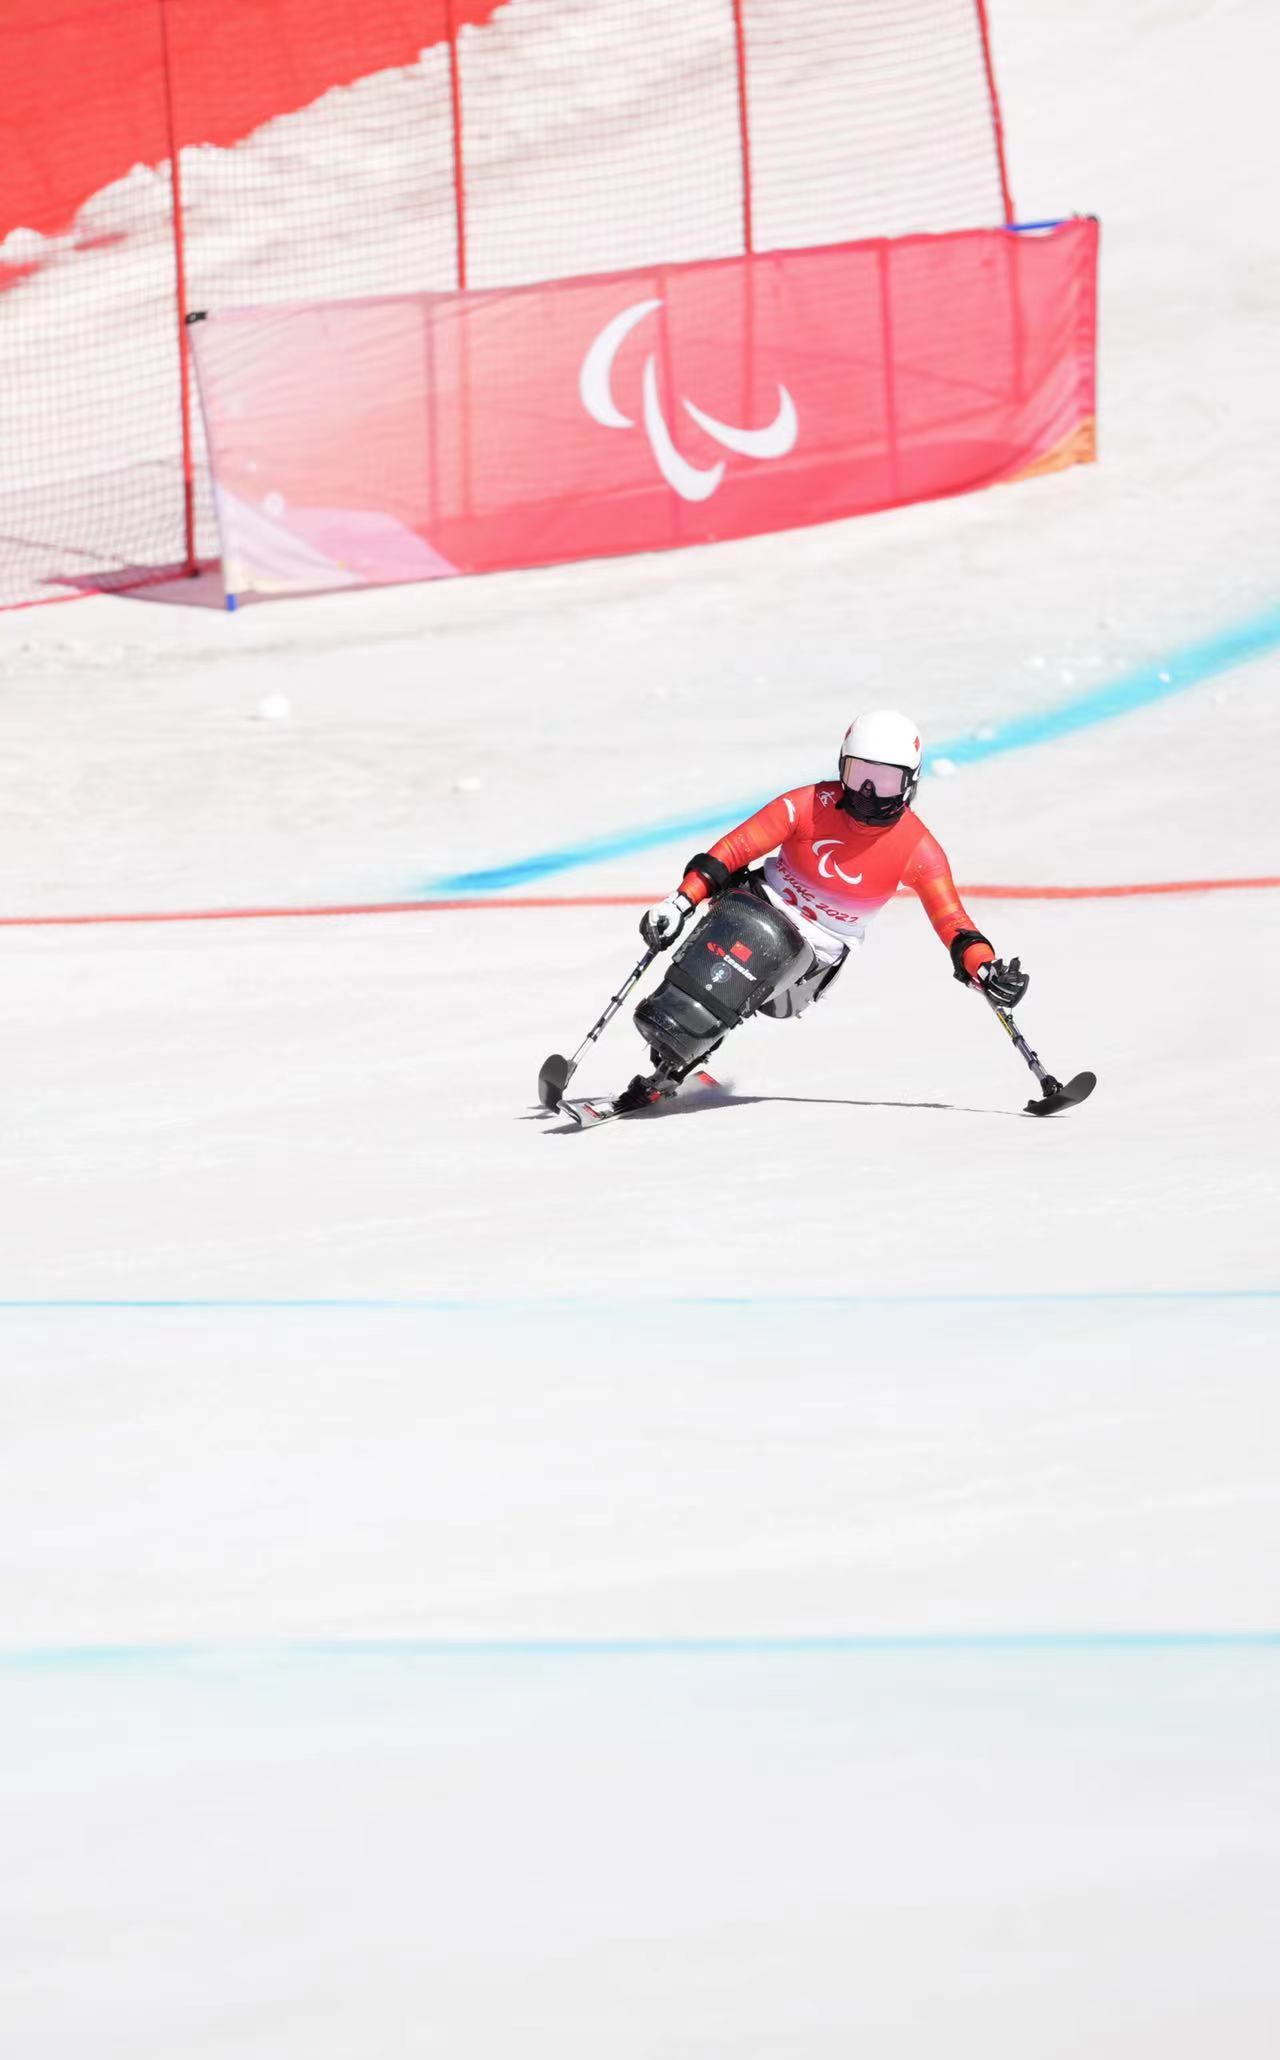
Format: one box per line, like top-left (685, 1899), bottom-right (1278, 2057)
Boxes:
top-left (1, 2), bottom-right (1278, 2056)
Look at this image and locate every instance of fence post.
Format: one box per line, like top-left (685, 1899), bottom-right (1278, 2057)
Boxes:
top-left (445, 0), bottom-right (469, 287)
top-left (973, 0), bottom-right (1015, 225)
top-left (729, 1), bottom-right (757, 445)
top-left (729, 0), bottom-right (754, 255)
top-left (444, 0), bottom-right (473, 520)
top-left (156, 0), bottom-right (197, 575)
top-left (877, 240), bottom-right (902, 504)
top-left (654, 276), bottom-right (684, 554)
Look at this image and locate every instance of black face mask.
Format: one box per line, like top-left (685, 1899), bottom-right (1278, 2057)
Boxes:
top-left (837, 756), bottom-right (915, 826)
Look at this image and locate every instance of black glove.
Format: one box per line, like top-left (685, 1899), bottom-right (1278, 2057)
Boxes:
top-left (640, 890), bottom-right (695, 951)
top-left (975, 956), bottom-right (1029, 1008)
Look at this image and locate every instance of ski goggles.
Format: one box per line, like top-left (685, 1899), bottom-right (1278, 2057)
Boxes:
top-left (839, 756), bottom-right (911, 799)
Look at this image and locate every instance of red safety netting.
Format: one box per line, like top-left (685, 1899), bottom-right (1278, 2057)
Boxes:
top-left (1, 0), bottom-right (1016, 608)
top-left (741, 0), bottom-right (1012, 248)
top-left (1, 2), bottom-right (181, 608)
top-left (190, 220), bottom-right (1097, 599)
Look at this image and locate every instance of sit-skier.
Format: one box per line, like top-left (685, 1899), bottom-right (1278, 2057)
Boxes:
top-left (616, 709), bottom-right (1029, 1111)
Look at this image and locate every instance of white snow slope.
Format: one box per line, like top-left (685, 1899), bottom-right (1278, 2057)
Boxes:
top-left (1, 4), bottom-right (1278, 2057)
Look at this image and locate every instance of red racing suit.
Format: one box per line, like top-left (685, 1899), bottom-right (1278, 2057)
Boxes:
top-left (677, 780), bottom-right (996, 978)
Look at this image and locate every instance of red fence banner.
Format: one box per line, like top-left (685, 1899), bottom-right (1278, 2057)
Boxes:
top-left (191, 217), bottom-right (1097, 600)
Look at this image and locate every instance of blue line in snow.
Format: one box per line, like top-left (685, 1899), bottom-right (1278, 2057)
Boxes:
top-left (2, 1631), bottom-right (1277, 1675)
top-left (430, 601), bottom-right (1280, 893)
top-left (0, 1291), bottom-right (1275, 1312)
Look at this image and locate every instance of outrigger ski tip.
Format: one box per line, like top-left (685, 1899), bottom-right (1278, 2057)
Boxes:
top-left (975, 989), bottom-right (1095, 1119)
top-left (1025, 1068), bottom-right (1096, 1117)
top-left (537, 1053), bottom-right (572, 1110)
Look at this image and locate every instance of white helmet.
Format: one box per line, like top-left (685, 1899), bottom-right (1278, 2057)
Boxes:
top-left (837, 709), bottom-right (922, 825)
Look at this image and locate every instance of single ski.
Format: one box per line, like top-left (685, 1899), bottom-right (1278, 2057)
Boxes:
top-left (558, 1069), bottom-right (722, 1130)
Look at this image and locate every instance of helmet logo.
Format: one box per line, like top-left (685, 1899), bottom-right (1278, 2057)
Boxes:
top-left (812, 839), bottom-right (862, 886)
top-left (580, 299), bottom-right (798, 503)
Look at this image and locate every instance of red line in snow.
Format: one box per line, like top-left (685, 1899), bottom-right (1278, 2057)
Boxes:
top-left (959, 878), bottom-right (1280, 900)
top-left (1, 878), bottom-right (1277, 931)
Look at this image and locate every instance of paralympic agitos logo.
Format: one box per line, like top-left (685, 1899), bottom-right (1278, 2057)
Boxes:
top-left (579, 297), bottom-right (798, 502)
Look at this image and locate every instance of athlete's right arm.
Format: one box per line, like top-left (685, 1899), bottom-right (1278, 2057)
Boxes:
top-left (677, 789), bottom-right (811, 905)
top-left (639, 789), bottom-right (810, 950)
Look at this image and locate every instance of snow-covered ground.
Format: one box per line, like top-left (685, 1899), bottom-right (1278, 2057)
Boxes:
top-left (1, 2), bottom-right (1278, 2054)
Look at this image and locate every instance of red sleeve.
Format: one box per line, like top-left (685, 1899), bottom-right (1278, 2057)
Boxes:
top-left (901, 828), bottom-right (995, 977)
top-left (678, 788), bottom-right (811, 905)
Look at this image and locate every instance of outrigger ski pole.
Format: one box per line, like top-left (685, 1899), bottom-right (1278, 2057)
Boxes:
top-left (974, 981), bottom-right (1096, 1116)
top-left (538, 944), bottom-right (659, 1110)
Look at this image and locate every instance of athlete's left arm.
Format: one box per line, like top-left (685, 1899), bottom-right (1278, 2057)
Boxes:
top-left (901, 830), bottom-right (996, 981)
